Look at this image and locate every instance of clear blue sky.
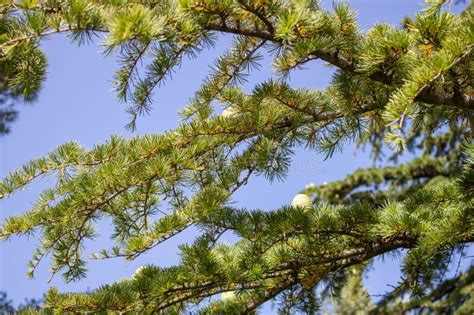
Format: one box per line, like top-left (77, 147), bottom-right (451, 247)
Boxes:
top-left (0, 0), bottom-right (470, 311)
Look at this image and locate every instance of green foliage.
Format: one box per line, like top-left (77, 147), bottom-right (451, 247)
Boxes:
top-left (0, 291), bottom-right (43, 314)
top-left (0, 0), bottom-right (473, 313)
top-left (0, 10), bottom-right (47, 134)
top-left (333, 267), bottom-right (373, 315)
top-left (301, 153), bottom-right (460, 205)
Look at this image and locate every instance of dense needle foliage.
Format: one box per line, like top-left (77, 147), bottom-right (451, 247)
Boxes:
top-left (0, 0), bottom-right (473, 313)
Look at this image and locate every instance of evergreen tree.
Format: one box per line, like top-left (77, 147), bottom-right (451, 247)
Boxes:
top-left (0, 291), bottom-right (15, 314)
top-left (0, 52), bottom-right (45, 135)
top-left (334, 268), bottom-right (373, 315)
top-left (0, 6), bottom-right (46, 135)
top-left (0, 0), bottom-right (473, 313)
top-left (0, 291), bottom-right (42, 314)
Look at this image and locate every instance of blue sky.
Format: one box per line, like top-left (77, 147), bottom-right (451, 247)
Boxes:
top-left (0, 0), bottom-right (470, 311)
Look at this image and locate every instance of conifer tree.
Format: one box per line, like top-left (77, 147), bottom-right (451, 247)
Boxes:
top-left (0, 42), bottom-right (45, 134)
top-left (0, 0), bottom-right (473, 313)
top-left (321, 267), bottom-right (373, 315)
top-left (0, 3), bottom-right (46, 135)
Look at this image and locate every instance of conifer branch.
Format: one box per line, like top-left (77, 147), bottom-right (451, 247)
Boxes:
top-left (1, 2), bottom-right (473, 312)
